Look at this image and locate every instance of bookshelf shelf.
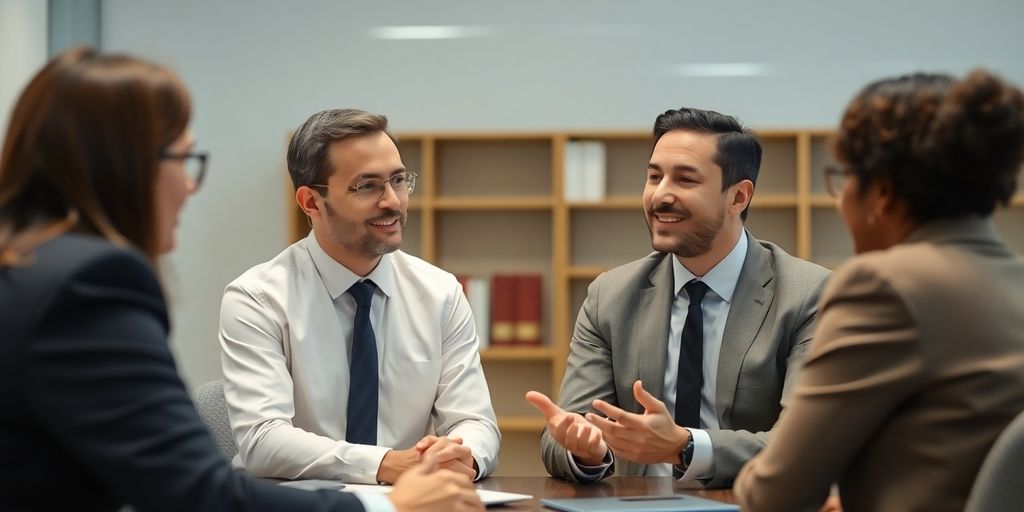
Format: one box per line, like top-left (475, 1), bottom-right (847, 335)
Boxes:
top-left (811, 194), bottom-right (1024, 208)
top-left (751, 194), bottom-right (799, 208)
top-left (566, 193), bottom-right (796, 211)
top-left (497, 416), bottom-right (547, 432)
top-left (287, 130), bottom-right (1024, 475)
top-left (568, 266), bottom-right (608, 279)
top-left (810, 196), bottom-right (835, 208)
top-left (480, 347), bottom-right (554, 362)
top-left (433, 197), bottom-right (554, 210)
top-left (568, 196), bottom-right (640, 209)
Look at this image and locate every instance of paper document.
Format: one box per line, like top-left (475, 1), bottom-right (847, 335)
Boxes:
top-left (341, 483), bottom-right (532, 506)
top-left (278, 479), bottom-right (346, 491)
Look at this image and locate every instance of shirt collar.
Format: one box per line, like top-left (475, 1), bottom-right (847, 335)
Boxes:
top-left (305, 231), bottom-right (396, 300)
top-left (672, 231), bottom-right (748, 303)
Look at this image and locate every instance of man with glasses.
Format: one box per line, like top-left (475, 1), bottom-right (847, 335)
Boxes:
top-left (219, 109), bottom-right (500, 485)
top-left (527, 107), bottom-right (831, 489)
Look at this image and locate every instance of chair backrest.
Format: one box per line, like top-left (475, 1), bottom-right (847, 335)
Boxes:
top-left (192, 379), bottom-right (238, 459)
top-left (965, 409), bottom-right (1024, 512)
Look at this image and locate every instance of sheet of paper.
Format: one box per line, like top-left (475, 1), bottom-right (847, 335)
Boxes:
top-left (340, 483), bottom-right (532, 505)
top-left (278, 479), bottom-right (346, 491)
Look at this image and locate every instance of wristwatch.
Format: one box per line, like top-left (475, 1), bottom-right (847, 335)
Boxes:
top-left (672, 435), bottom-right (695, 479)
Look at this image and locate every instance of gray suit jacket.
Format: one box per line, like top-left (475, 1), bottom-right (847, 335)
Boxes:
top-left (541, 232), bottom-right (830, 487)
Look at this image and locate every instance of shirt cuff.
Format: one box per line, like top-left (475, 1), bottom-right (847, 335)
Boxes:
top-left (471, 454), bottom-right (483, 482)
top-left (676, 428), bottom-right (714, 481)
top-left (566, 448), bottom-right (613, 482)
top-left (345, 444), bottom-right (393, 484)
top-left (354, 492), bottom-right (397, 512)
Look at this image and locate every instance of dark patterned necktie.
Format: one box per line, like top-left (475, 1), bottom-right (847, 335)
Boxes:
top-left (346, 280), bottom-right (378, 444)
top-left (675, 280), bottom-right (708, 428)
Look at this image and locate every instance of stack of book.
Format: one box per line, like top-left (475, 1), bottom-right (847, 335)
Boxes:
top-left (457, 273), bottom-right (543, 349)
top-left (563, 139), bottom-right (606, 201)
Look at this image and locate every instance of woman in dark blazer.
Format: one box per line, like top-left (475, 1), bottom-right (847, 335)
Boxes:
top-left (0, 47), bottom-right (482, 512)
top-left (735, 71), bottom-right (1024, 512)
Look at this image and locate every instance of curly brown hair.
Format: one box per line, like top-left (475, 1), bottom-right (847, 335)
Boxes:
top-left (834, 70), bottom-right (1024, 222)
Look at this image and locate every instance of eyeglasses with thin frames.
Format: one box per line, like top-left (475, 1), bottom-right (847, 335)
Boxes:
top-left (160, 150), bottom-right (209, 193)
top-left (823, 165), bottom-right (852, 198)
top-left (310, 171), bottom-right (418, 202)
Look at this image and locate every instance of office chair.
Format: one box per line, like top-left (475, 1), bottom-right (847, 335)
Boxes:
top-left (192, 379), bottom-right (239, 459)
top-left (965, 409), bottom-right (1024, 512)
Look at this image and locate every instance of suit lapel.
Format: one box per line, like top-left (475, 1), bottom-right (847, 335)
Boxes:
top-left (716, 232), bottom-right (774, 426)
top-left (637, 255), bottom-right (674, 410)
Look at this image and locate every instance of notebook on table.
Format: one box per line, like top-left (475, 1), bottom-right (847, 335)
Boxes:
top-left (541, 495), bottom-right (739, 512)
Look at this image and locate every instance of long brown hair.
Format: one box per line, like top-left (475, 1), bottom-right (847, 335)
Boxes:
top-left (0, 46), bottom-right (191, 263)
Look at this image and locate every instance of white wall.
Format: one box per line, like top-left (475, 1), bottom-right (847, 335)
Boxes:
top-left (0, 0), bottom-right (47, 142)
top-left (99, 0), bottom-right (1024, 388)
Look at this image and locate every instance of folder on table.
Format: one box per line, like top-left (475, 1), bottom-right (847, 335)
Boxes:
top-left (541, 495), bottom-right (738, 512)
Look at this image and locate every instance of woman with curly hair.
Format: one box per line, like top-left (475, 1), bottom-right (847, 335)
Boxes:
top-left (735, 70), bottom-right (1024, 512)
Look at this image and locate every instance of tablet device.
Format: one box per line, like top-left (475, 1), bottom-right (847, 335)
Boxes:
top-left (541, 495), bottom-right (739, 512)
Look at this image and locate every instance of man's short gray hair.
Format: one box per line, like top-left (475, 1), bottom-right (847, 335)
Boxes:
top-left (287, 108), bottom-right (392, 190)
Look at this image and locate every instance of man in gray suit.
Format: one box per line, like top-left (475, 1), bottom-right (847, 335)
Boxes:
top-left (527, 107), bottom-right (830, 488)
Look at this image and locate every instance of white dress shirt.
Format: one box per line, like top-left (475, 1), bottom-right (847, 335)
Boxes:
top-left (569, 232), bottom-right (748, 481)
top-left (219, 232), bottom-right (500, 484)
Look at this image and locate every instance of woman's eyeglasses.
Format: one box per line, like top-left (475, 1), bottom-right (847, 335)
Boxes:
top-left (823, 165), bottom-right (852, 198)
top-left (159, 150), bottom-right (209, 192)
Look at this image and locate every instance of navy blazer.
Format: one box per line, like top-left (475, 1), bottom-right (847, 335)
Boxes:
top-left (0, 233), bottom-right (365, 512)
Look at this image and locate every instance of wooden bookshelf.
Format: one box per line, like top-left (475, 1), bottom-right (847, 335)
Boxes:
top-left (288, 130), bottom-right (1024, 475)
top-left (497, 416), bottom-right (548, 432)
top-left (567, 266), bottom-right (607, 279)
top-left (566, 196), bottom-right (639, 209)
top-left (480, 347), bottom-right (554, 362)
top-left (433, 197), bottom-right (553, 210)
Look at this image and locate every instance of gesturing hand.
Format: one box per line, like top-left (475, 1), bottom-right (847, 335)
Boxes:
top-left (585, 380), bottom-right (690, 465)
top-left (526, 391), bottom-right (608, 466)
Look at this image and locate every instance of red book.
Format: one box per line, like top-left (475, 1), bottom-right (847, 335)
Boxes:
top-left (490, 275), bottom-right (517, 347)
top-left (514, 274), bottom-right (542, 346)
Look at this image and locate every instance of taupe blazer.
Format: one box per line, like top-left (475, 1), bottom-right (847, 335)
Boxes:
top-left (735, 216), bottom-right (1024, 512)
top-left (541, 231), bottom-right (830, 487)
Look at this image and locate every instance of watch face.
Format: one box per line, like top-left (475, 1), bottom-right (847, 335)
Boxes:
top-left (673, 437), bottom-right (695, 479)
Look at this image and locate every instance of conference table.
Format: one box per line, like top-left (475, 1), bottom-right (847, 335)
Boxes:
top-left (475, 477), bottom-right (737, 511)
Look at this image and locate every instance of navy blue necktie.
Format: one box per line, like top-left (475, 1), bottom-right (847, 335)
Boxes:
top-left (675, 280), bottom-right (708, 428)
top-left (346, 280), bottom-right (378, 445)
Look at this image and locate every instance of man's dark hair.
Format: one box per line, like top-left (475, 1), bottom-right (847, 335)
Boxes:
top-left (652, 107), bottom-right (762, 220)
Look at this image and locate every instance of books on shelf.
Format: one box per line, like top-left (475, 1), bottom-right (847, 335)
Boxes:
top-left (491, 273), bottom-right (543, 347)
top-left (490, 274), bottom-right (517, 347)
top-left (458, 273), bottom-right (544, 349)
top-left (563, 140), bottom-right (606, 201)
top-left (457, 276), bottom-right (491, 349)
top-left (513, 274), bottom-right (542, 346)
